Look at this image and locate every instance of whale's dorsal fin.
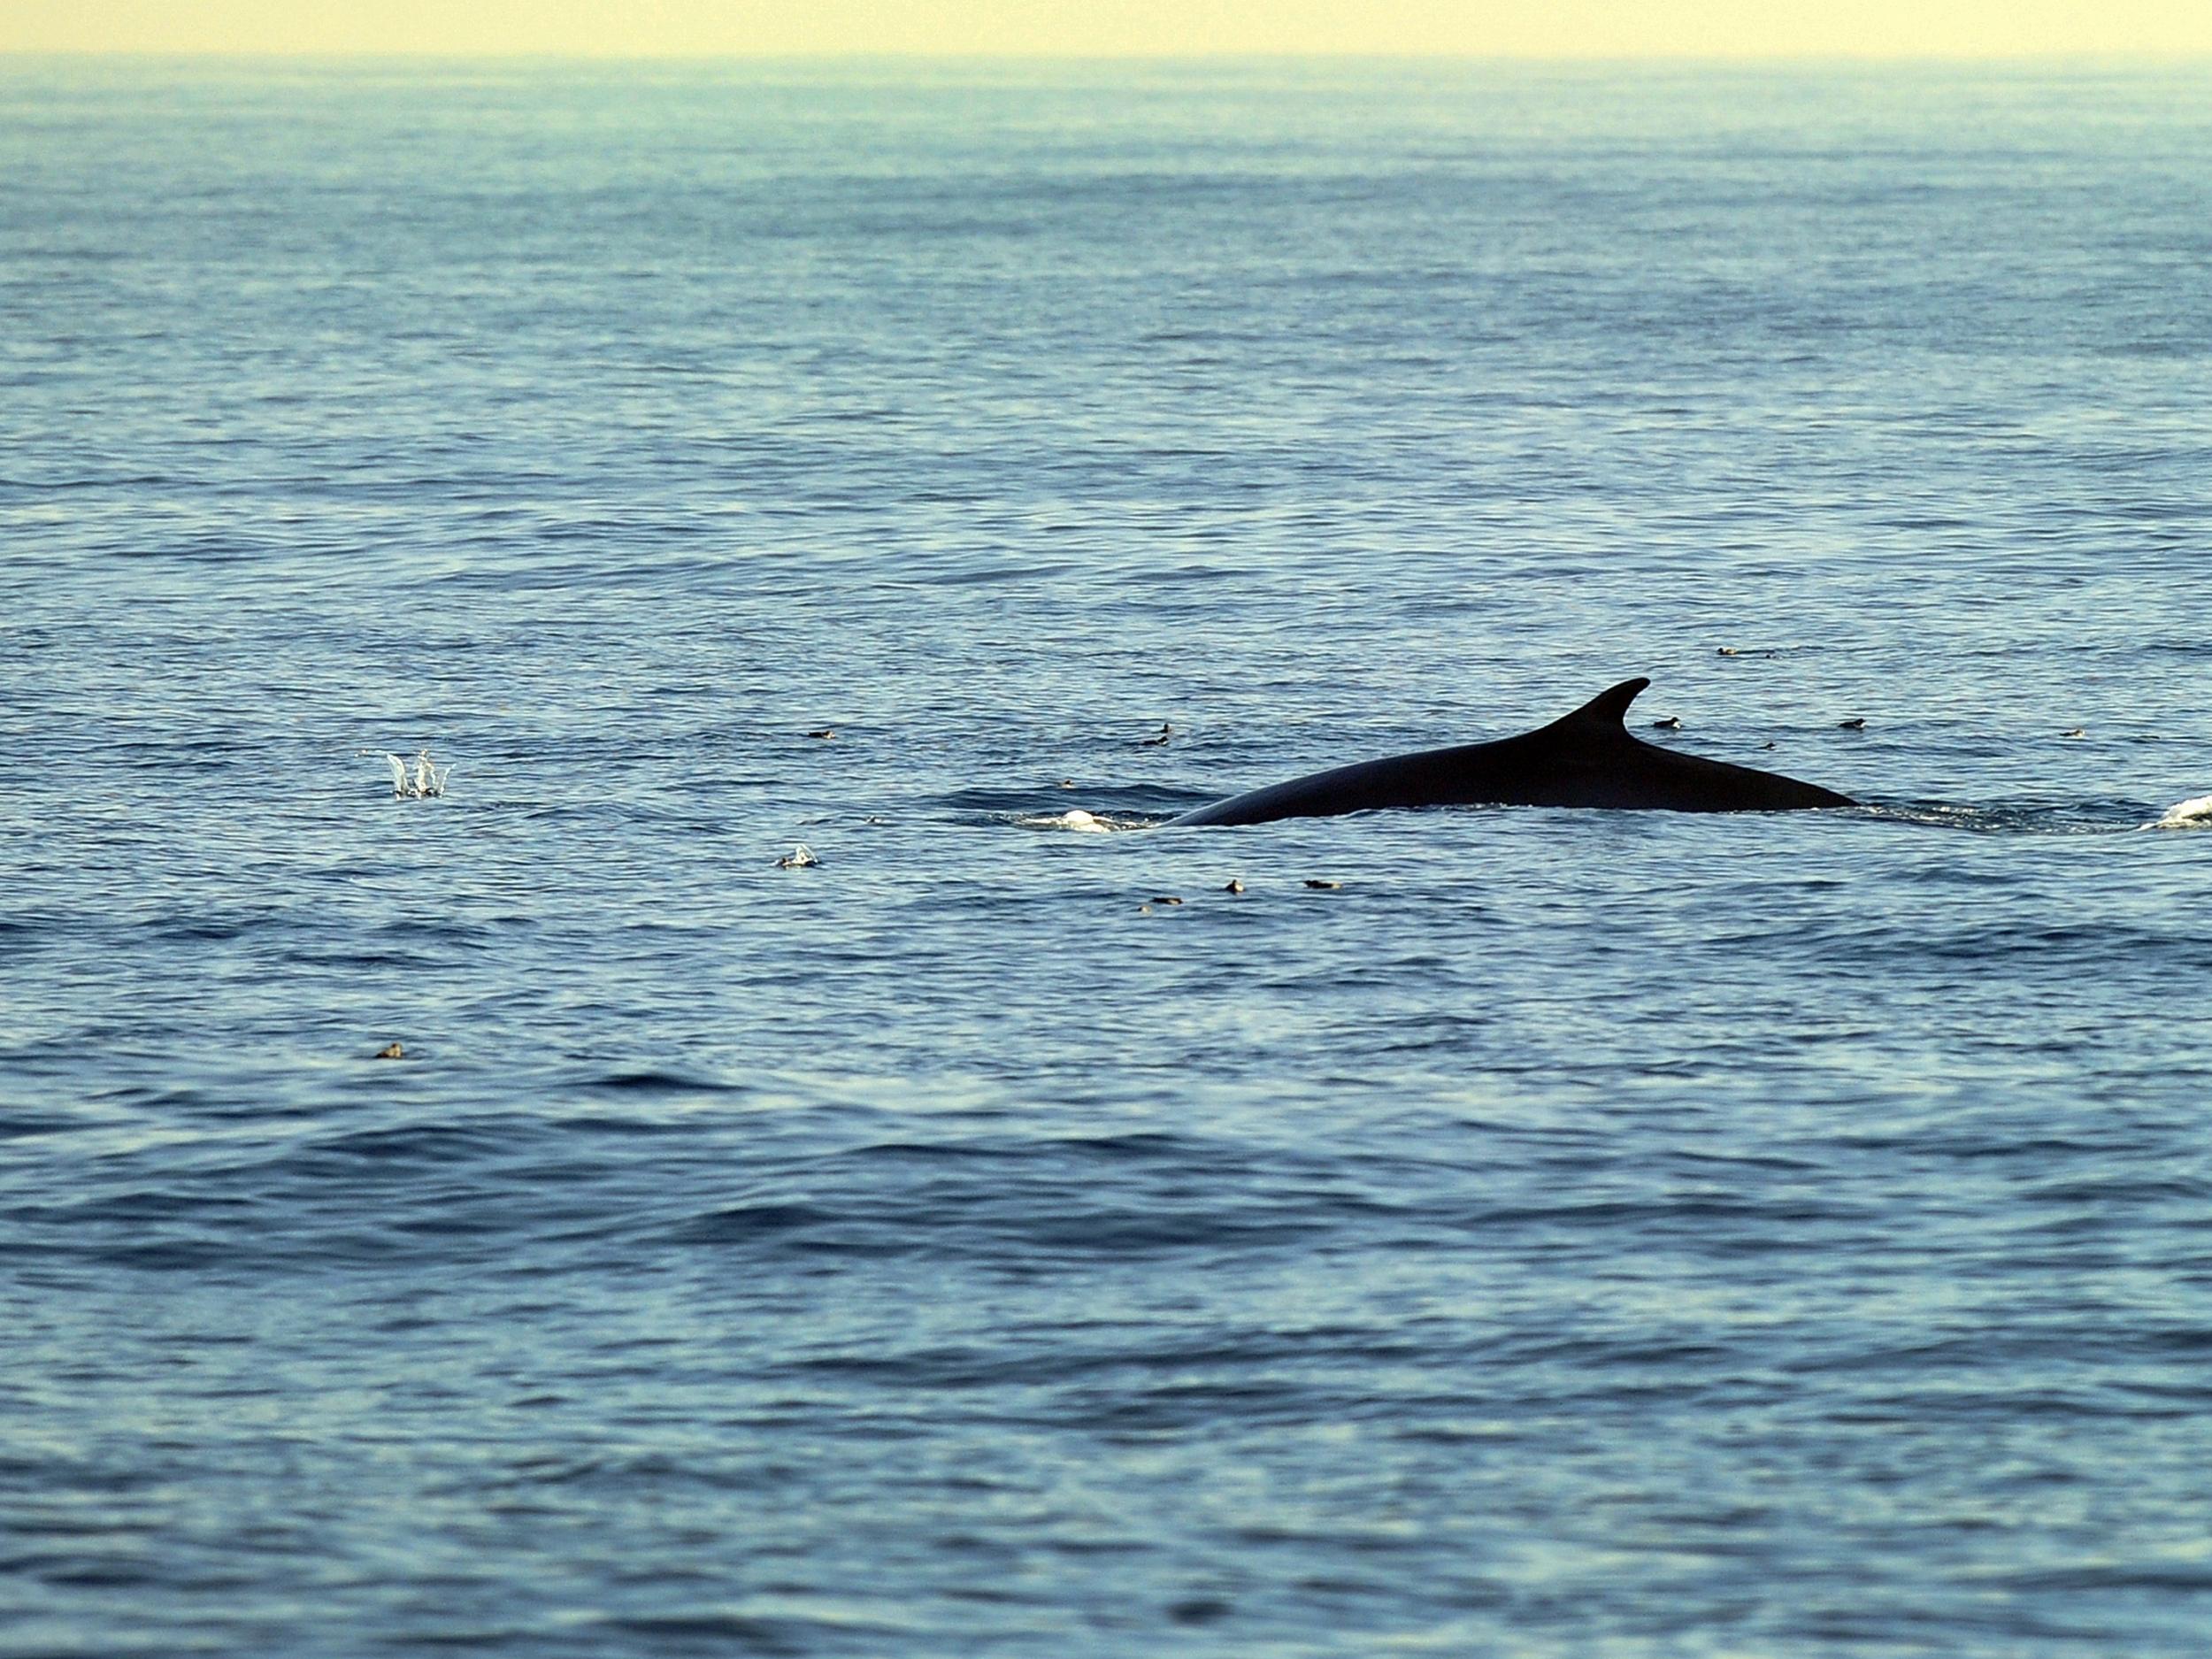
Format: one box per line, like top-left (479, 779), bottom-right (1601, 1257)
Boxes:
top-left (1545, 677), bottom-right (1651, 733)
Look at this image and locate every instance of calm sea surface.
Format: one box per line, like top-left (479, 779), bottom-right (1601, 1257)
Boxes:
top-left (4, 57), bottom-right (2212, 1657)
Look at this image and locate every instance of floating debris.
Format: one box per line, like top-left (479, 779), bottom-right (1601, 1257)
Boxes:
top-left (777, 843), bottom-right (820, 868)
top-left (374, 1042), bottom-right (405, 1060)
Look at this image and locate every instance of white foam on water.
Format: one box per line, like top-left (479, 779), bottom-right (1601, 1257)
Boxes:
top-left (2145, 794), bottom-right (2212, 830)
top-left (1018, 809), bottom-right (1124, 833)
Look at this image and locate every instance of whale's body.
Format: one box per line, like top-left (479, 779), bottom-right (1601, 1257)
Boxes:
top-left (1168, 678), bottom-right (1854, 827)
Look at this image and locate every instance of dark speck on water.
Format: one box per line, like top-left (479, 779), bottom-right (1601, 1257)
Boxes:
top-left (5, 55), bottom-right (2212, 1659)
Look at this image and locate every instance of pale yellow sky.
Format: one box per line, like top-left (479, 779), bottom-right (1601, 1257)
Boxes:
top-left (5, 0), bottom-right (2211, 58)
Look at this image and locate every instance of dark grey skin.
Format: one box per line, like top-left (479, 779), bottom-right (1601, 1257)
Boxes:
top-left (1167, 678), bottom-right (1855, 827)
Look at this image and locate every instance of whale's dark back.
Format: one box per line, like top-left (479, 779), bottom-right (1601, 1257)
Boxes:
top-left (1168, 678), bottom-right (1855, 826)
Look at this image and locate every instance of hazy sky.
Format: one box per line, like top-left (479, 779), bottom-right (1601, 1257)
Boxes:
top-left (7, 0), bottom-right (2212, 58)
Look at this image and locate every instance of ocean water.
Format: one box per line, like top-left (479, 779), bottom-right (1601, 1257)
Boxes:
top-left (4, 55), bottom-right (2212, 1656)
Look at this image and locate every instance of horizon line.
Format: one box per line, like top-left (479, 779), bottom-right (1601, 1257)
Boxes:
top-left (5, 47), bottom-right (2212, 64)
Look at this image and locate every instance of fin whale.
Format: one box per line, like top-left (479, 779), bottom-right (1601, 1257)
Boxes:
top-left (1167, 678), bottom-right (1855, 827)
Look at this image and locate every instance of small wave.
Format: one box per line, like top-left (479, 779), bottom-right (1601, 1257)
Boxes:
top-left (2145, 794), bottom-right (2212, 831)
top-left (585, 1069), bottom-right (748, 1096)
top-left (673, 1202), bottom-right (831, 1243)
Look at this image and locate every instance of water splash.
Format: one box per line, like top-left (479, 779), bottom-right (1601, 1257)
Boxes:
top-left (2145, 794), bottom-right (2212, 831)
top-left (1018, 809), bottom-right (1125, 833)
top-left (365, 749), bottom-right (449, 799)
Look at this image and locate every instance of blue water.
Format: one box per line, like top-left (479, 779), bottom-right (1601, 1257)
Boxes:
top-left (5, 57), bottom-right (2212, 1656)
